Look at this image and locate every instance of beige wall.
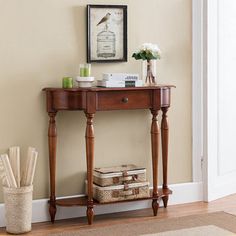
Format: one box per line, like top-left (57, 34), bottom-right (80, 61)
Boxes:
top-left (0, 0), bottom-right (192, 202)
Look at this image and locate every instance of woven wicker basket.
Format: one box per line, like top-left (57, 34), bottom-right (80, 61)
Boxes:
top-left (93, 165), bottom-right (146, 187)
top-left (93, 181), bottom-right (150, 203)
top-left (3, 185), bottom-right (33, 234)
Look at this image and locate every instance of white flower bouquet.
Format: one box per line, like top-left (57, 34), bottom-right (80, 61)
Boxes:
top-left (132, 43), bottom-right (161, 61)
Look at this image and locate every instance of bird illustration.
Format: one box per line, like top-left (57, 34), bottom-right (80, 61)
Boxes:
top-left (97, 13), bottom-right (111, 26)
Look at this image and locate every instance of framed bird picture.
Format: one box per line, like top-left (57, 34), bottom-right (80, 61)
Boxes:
top-left (87, 5), bottom-right (128, 63)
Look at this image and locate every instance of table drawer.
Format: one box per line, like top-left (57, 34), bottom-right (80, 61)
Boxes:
top-left (97, 90), bottom-right (152, 110)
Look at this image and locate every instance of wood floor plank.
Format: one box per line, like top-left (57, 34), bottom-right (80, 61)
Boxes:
top-left (1, 194), bottom-right (236, 235)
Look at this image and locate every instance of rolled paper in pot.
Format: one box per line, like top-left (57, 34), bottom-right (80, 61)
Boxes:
top-left (25, 151), bottom-right (38, 186)
top-left (9, 146), bottom-right (20, 187)
top-left (0, 154), bottom-right (17, 188)
top-left (21, 147), bottom-right (35, 186)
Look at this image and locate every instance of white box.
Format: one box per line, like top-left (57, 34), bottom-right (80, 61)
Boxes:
top-left (97, 80), bottom-right (143, 88)
top-left (103, 73), bottom-right (139, 81)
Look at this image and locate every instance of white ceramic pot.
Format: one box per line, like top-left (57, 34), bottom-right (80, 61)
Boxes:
top-left (76, 76), bottom-right (94, 88)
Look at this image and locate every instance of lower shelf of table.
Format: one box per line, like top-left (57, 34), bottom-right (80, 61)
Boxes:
top-left (55, 188), bottom-right (172, 207)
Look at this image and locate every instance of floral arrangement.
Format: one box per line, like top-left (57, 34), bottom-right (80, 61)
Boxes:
top-left (132, 43), bottom-right (161, 61)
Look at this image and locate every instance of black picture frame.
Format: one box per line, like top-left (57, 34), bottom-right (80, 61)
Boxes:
top-left (87, 5), bottom-right (127, 63)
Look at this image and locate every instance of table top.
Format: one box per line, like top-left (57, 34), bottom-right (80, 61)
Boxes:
top-left (43, 85), bottom-right (175, 92)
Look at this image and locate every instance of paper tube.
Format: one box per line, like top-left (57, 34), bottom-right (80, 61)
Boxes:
top-left (25, 151), bottom-right (38, 186)
top-left (0, 160), bottom-right (10, 187)
top-left (0, 154), bottom-right (17, 188)
top-left (9, 146), bottom-right (21, 187)
top-left (21, 147), bottom-right (35, 186)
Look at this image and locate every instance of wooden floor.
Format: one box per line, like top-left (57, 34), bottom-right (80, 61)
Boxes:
top-left (1, 194), bottom-right (236, 236)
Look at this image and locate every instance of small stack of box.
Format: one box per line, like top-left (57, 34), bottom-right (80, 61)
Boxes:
top-left (97, 73), bottom-right (143, 88)
top-left (91, 164), bottom-right (150, 203)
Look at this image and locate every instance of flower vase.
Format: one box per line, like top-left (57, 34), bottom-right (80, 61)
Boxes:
top-left (142, 59), bottom-right (157, 86)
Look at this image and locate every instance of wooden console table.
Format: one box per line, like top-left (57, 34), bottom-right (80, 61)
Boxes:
top-left (43, 86), bottom-right (174, 225)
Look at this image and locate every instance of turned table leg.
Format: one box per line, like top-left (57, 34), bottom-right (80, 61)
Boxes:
top-left (150, 109), bottom-right (160, 216)
top-left (48, 112), bottom-right (57, 223)
top-left (161, 107), bottom-right (169, 208)
top-left (85, 112), bottom-right (95, 225)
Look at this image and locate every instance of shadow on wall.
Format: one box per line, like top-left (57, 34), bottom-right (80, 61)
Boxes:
top-left (57, 172), bottom-right (87, 196)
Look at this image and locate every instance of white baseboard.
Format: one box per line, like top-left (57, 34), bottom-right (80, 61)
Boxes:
top-left (0, 182), bottom-right (203, 227)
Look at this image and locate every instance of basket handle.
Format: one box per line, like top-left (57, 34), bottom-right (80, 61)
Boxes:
top-left (112, 188), bottom-right (140, 198)
top-left (121, 189), bottom-right (133, 196)
top-left (112, 175), bottom-right (138, 184)
top-left (121, 188), bottom-right (140, 197)
top-left (122, 176), bottom-right (133, 181)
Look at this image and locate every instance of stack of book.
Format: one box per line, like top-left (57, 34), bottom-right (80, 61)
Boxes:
top-left (97, 73), bottom-right (143, 88)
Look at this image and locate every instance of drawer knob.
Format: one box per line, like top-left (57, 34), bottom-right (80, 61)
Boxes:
top-left (122, 97), bottom-right (129, 103)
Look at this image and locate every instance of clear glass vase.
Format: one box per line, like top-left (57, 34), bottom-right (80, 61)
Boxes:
top-left (142, 59), bottom-right (157, 86)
